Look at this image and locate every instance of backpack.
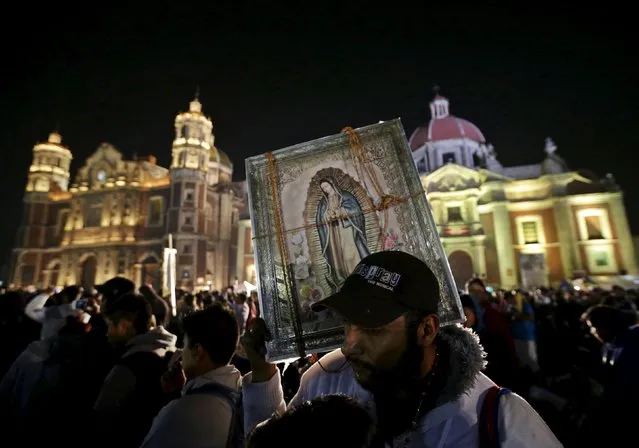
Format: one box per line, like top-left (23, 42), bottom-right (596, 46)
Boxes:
top-left (479, 385), bottom-right (511, 448)
top-left (184, 382), bottom-right (245, 448)
top-left (116, 350), bottom-right (176, 446)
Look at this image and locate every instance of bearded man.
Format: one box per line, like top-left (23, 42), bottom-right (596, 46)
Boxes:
top-left (242, 251), bottom-right (561, 447)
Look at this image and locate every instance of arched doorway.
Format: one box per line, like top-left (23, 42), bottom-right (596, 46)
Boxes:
top-left (140, 255), bottom-right (161, 292)
top-left (448, 250), bottom-right (474, 290)
top-left (81, 256), bottom-right (97, 289)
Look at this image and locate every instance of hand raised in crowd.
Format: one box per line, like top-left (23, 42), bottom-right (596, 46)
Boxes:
top-left (88, 297), bottom-right (101, 314)
top-left (241, 317), bottom-right (278, 383)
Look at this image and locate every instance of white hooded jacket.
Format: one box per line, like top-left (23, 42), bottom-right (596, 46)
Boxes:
top-left (242, 324), bottom-right (562, 448)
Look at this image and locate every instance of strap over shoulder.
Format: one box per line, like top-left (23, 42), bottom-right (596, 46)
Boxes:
top-left (479, 385), bottom-right (511, 448)
top-left (185, 382), bottom-right (244, 448)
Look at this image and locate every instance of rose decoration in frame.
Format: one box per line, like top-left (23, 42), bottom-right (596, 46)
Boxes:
top-left (246, 119), bottom-right (463, 362)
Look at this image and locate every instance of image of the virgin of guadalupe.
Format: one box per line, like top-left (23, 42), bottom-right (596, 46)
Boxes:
top-left (316, 178), bottom-right (370, 293)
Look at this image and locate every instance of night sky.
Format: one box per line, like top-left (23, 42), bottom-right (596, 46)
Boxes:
top-left (1, 5), bottom-right (635, 273)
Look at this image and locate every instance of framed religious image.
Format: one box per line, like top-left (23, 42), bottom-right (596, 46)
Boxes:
top-left (246, 119), bottom-right (463, 362)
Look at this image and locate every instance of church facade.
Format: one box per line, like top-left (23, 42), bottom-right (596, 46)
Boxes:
top-left (411, 93), bottom-right (637, 289)
top-left (10, 96), bottom-right (254, 292)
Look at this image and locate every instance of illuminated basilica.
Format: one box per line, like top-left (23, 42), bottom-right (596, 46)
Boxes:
top-left (10, 96), bottom-right (255, 292)
top-left (411, 92), bottom-right (637, 289)
top-left (10, 91), bottom-right (637, 291)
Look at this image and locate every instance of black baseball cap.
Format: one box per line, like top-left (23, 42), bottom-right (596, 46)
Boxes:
top-left (311, 251), bottom-right (440, 328)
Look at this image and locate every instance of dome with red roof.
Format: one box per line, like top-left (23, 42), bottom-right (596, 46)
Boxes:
top-left (409, 94), bottom-right (485, 151)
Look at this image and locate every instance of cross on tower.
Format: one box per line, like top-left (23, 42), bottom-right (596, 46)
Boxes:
top-left (194, 85), bottom-right (200, 100)
top-left (433, 85), bottom-right (440, 96)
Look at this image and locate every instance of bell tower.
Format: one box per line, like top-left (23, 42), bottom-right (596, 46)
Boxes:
top-left (168, 90), bottom-right (213, 290)
top-left (26, 130), bottom-right (73, 193)
top-left (171, 88), bottom-right (213, 172)
top-left (13, 129), bottom-right (73, 287)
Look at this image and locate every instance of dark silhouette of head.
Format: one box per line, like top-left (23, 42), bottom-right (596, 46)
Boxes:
top-left (248, 394), bottom-right (375, 448)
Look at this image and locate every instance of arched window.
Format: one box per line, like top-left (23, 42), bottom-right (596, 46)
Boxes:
top-left (148, 196), bottom-right (164, 226)
top-left (80, 255), bottom-right (97, 289)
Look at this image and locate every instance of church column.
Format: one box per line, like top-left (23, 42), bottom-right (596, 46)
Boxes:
top-left (466, 196), bottom-right (482, 234)
top-left (427, 198), bottom-right (443, 229)
top-left (133, 263), bottom-right (143, 286)
top-left (35, 252), bottom-right (43, 289)
top-left (95, 252), bottom-right (106, 285)
top-left (608, 193), bottom-right (637, 274)
top-left (491, 203), bottom-right (517, 288)
top-left (464, 197), bottom-right (477, 223)
top-left (552, 198), bottom-right (580, 276)
top-left (59, 253), bottom-right (70, 285)
top-left (471, 239), bottom-right (487, 278)
top-left (236, 221), bottom-right (246, 283)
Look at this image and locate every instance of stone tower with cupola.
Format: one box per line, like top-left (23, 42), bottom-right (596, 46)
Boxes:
top-left (167, 92), bottom-right (212, 289)
top-left (26, 130), bottom-right (73, 193)
top-left (13, 131), bottom-right (73, 286)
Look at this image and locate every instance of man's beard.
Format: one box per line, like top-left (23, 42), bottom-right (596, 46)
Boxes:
top-left (348, 337), bottom-right (424, 395)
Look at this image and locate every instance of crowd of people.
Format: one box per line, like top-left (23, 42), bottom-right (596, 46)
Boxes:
top-left (0, 250), bottom-right (637, 447)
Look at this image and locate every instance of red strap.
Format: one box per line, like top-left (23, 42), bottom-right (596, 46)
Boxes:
top-left (479, 386), bottom-right (501, 448)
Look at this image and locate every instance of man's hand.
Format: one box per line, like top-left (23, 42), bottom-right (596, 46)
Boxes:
top-left (161, 355), bottom-right (186, 394)
top-left (88, 298), bottom-right (101, 314)
top-left (241, 317), bottom-right (278, 383)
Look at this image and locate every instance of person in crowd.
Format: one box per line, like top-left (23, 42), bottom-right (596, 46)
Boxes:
top-left (178, 293), bottom-right (199, 319)
top-left (246, 291), bottom-right (259, 330)
top-left (91, 277), bottom-right (137, 337)
top-left (601, 285), bottom-right (626, 307)
top-left (96, 276), bottom-right (136, 304)
top-left (94, 292), bottom-right (177, 448)
top-left (466, 278), bottom-right (519, 389)
top-left (232, 292), bottom-right (251, 375)
top-left (140, 302), bottom-right (243, 448)
top-left (169, 292), bottom-right (199, 347)
top-left (140, 284), bottom-right (170, 327)
top-left (241, 251), bottom-right (561, 447)
top-left (578, 304), bottom-right (639, 444)
top-left (510, 291), bottom-right (540, 373)
top-left (0, 290), bottom-right (40, 377)
top-left (247, 395), bottom-right (376, 448)
top-left (461, 292), bottom-right (531, 393)
top-left (0, 312), bottom-right (111, 447)
top-left (24, 285), bottom-right (83, 340)
top-left (233, 292), bottom-right (250, 336)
